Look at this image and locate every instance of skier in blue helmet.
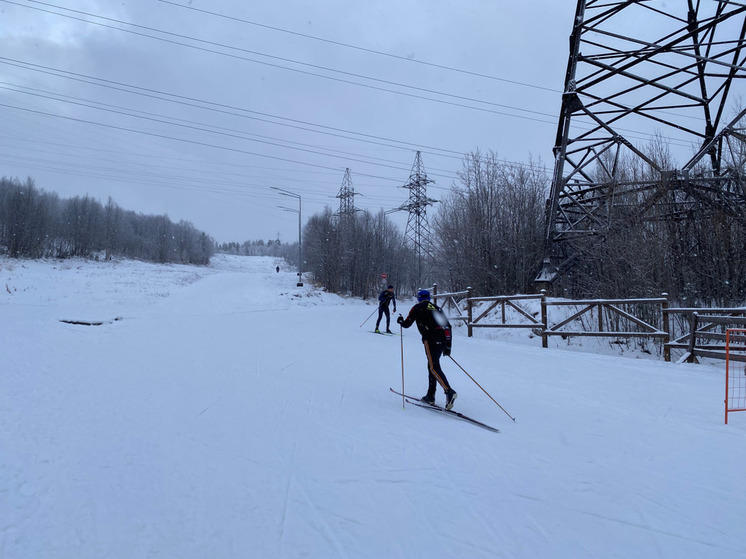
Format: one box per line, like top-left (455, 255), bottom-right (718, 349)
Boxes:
top-left (397, 289), bottom-right (457, 409)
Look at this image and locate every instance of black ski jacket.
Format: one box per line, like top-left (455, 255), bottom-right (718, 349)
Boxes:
top-left (400, 300), bottom-right (452, 349)
top-left (378, 290), bottom-right (396, 311)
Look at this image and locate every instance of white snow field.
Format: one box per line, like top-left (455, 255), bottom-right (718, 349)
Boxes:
top-left (3, 254), bottom-right (746, 559)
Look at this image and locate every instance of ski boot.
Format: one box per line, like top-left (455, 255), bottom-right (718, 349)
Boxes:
top-left (445, 389), bottom-right (458, 410)
top-left (420, 394), bottom-right (435, 405)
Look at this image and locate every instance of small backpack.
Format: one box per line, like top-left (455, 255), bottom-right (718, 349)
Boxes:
top-left (424, 302), bottom-right (452, 344)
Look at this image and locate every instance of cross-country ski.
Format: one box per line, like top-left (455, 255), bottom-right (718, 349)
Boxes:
top-left (389, 388), bottom-right (500, 433)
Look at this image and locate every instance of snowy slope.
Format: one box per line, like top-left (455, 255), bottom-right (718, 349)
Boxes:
top-left (2, 255), bottom-right (745, 558)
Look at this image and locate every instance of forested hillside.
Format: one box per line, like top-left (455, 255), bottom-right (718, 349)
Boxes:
top-left (0, 177), bottom-right (214, 264)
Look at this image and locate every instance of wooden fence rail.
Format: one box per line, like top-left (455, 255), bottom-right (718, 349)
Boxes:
top-left (664, 307), bottom-right (746, 362)
top-left (467, 294), bottom-right (544, 337)
top-left (431, 284), bottom-right (471, 323)
top-left (428, 285), bottom-right (746, 363)
top-left (682, 314), bottom-right (746, 363)
top-left (541, 297), bottom-right (669, 350)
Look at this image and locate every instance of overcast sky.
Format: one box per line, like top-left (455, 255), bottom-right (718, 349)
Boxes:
top-left (1, 1), bottom-right (742, 242)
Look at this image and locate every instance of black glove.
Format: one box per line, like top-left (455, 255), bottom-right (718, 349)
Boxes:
top-left (443, 346), bottom-right (451, 357)
top-left (396, 315), bottom-right (404, 325)
top-left (393, 307), bottom-right (397, 313)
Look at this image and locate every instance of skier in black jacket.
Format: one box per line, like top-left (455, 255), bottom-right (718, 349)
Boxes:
top-left (375, 285), bottom-right (397, 334)
top-left (397, 289), bottom-right (457, 410)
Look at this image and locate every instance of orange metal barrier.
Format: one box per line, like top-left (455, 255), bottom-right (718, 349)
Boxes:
top-left (725, 329), bottom-right (746, 424)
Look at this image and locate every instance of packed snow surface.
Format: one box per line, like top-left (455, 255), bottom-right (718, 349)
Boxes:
top-left (3, 255), bottom-right (745, 558)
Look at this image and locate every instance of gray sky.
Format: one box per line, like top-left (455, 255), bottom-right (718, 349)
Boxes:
top-left (0, 1), bottom-right (741, 242)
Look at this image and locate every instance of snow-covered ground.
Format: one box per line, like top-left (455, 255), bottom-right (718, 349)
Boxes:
top-left (3, 254), bottom-right (745, 558)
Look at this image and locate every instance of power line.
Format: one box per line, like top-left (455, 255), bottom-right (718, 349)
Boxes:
top-left (156, 0), bottom-right (561, 94)
top-left (3, 80), bottom-right (465, 177)
top-left (0, 152), bottom-right (408, 211)
top-left (0, 100), bottom-right (411, 183)
top-left (0, 155), bottom-right (326, 199)
top-left (0, 59), bottom-right (694, 154)
top-left (0, 81), bottom-right (461, 180)
top-left (8, 0), bottom-right (698, 147)
top-left (0, 147), bottom-right (413, 205)
top-left (0, 138), bottom-right (413, 205)
top-left (0, 54), bottom-right (690, 168)
top-left (0, 57), bottom-right (468, 159)
top-left (5, 0), bottom-right (560, 120)
top-left (0, 150), bottom-right (334, 198)
top-left (0, 57), bottom-right (558, 174)
top-left (0, 132), bottom-right (388, 179)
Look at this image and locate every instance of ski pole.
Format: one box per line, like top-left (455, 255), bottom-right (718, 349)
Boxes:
top-left (359, 307), bottom-right (377, 328)
top-left (448, 355), bottom-right (516, 422)
top-left (400, 322), bottom-right (405, 409)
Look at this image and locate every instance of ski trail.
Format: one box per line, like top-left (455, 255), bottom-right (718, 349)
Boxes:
top-left (294, 479), bottom-right (349, 559)
top-left (277, 473), bottom-right (293, 557)
top-left (4, 255), bottom-right (746, 558)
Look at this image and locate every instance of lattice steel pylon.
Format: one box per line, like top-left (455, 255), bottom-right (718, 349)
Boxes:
top-left (335, 168), bottom-right (358, 225)
top-left (337, 167), bottom-right (355, 217)
top-left (537, 0), bottom-right (746, 289)
top-left (400, 151), bottom-right (437, 287)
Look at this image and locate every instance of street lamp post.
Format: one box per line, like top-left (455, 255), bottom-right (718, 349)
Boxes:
top-left (271, 187), bottom-right (303, 287)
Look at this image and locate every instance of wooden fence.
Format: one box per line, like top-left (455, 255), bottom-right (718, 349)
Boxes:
top-left (680, 313), bottom-right (746, 363)
top-left (542, 297), bottom-right (669, 349)
top-left (428, 284), bottom-right (746, 362)
top-left (467, 294), bottom-right (544, 337)
top-left (431, 285), bottom-right (471, 323)
top-left (663, 307), bottom-right (746, 362)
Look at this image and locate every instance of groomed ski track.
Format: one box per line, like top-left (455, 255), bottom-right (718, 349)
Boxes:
top-left (3, 255), bottom-right (746, 558)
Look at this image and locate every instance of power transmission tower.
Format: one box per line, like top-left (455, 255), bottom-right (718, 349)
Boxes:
top-left (400, 151), bottom-right (437, 287)
top-left (335, 167), bottom-right (357, 225)
top-left (537, 0), bottom-right (746, 291)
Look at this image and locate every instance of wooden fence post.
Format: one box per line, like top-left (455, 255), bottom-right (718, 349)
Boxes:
top-left (540, 289), bottom-right (548, 348)
top-left (687, 312), bottom-right (699, 363)
top-left (661, 292), bottom-right (670, 362)
top-left (467, 286), bottom-right (473, 338)
top-left (432, 283), bottom-right (438, 305)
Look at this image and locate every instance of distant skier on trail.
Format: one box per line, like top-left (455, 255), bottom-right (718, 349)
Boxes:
top-left (397, 289), bottom-right (457, 410)
top-left (375, 285), bottom-right (397, 334)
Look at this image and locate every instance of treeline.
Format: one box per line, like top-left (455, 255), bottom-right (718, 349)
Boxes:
top-left (301, 148), bottom-right (746, 306)
top-left (434, 151), bottom-right (546, 295)
top-left (301, 151), bottom-right (546, 299)
top-left (559, 146), bottom-right (746, 305)
top-left (0, 177), bottom-right (214, 264)
top-left (303, 208), bottom-right (415, 297)
top-left (217, 239), bottom-right (297, 261)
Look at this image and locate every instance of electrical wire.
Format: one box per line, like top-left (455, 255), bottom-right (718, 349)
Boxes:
top-left (0, 55), bottom-right (690, 165)
top-left (0, 81), bottom-right (466, 177)
top-left (0, 57), bottom-right (469, 159)
top-left (0, 138), bottom-right (414, 203)
top-left (0, 152), bottom-right (409, 212)
top-left (156, 0), bottom-right (561, 93)
top-left (0, 82), bottom-right (461, 180)
top-left (7, 0), bottom-right (701, 147)
top-left (0, 100), bottom-right (411, 183)
top-left (4, 0), bottom-right (561, 120)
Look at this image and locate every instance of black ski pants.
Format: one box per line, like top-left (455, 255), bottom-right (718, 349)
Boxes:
top-left (423, 340), bottom-right (452, 397)
top-left (376, 306), bottom-right (390, 330)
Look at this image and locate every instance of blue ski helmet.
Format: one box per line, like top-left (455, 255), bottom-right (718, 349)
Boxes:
top-left (417, 289), bottom-right (431, 302)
